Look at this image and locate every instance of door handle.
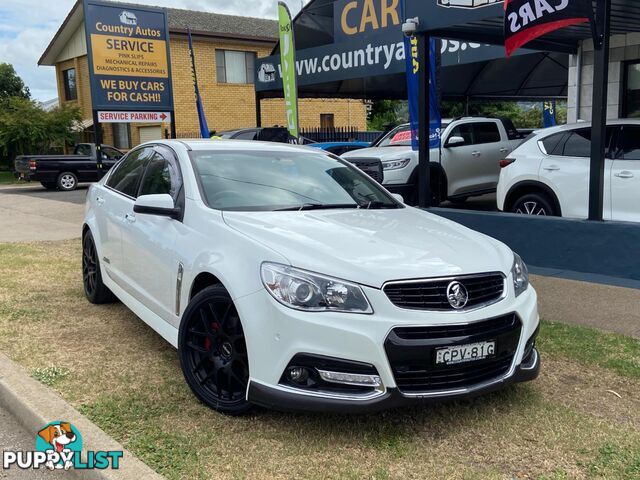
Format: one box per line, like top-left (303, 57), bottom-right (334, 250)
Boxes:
top-left (96, 196), bottom-right (105, 206)
top-left (125, 213), bottom-right (136, 223)
top-left (471, 151), bottom-right (481, 157)
top-left (615, 171), bottom-right (634, 179)
top-left (543, 165), bottom-right (560, 171)
top-left (499, 147), bottom-right (510, 153)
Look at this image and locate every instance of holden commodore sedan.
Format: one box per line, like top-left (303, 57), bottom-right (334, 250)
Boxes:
top-left (82, 139), bottom-right (540, 415)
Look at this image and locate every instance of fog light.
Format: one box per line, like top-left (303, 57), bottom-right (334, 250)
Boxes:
top-left (287, 367), bottom-right (309, 383)
top-left (317, 370), bottom-right (382, 388)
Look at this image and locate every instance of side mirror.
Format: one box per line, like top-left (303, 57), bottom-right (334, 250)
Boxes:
top-left (445, 136), bottom-right (466, 147)
top-left (133, 194), bottom-right (181, 219)
top-left (391, 193), bottom-right (404, 204)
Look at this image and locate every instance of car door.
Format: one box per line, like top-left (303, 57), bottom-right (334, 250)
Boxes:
top-left (611, 124), bottom-right (640, 222)
top-left (101, 146), bottom-right (123, 172)
top-left (120, 145), bottom-right (184, 325)
top-left (470, 121), bottom-right (511, 190)
top-left (442, 121), bottom-right (487, 196)
top-left (97, 147), bottom-right (152, 288)
top-left (539, 127), bottom-right (615, 219)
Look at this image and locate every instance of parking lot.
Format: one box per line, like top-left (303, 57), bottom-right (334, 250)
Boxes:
top-left (0, 184), bottom-right (87, 242)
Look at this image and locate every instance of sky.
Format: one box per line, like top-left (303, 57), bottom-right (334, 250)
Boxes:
top-left (0, 0), bottom-right (302, 101)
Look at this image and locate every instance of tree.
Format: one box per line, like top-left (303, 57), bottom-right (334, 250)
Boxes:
top-left (0, 63), bottom-right (30, 100)
top-left (0, 98), bottom-right (81, 168)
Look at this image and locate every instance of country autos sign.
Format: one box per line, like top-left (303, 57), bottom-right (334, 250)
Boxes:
top-left (83, 0), bottom-right (174, 112)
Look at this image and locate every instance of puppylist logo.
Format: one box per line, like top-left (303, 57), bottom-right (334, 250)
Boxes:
top-left (2, 421), bottom-right (123, 472)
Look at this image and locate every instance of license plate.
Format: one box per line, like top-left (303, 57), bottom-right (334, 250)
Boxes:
top-left (436, 340), bottom-right (496, 365)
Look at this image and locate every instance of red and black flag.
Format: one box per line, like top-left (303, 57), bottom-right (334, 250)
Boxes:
top-left (504, 0), bottom-right (592, 56)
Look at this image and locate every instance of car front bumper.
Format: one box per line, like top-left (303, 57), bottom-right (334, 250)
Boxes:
top-left (234, 281), bottom-right (540, 412)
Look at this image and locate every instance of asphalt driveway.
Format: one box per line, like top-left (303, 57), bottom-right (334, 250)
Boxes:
top-left (0, 184), bottom-right (87, 242)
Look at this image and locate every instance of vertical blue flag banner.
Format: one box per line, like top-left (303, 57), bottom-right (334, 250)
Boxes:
top-left (543, 100), bottom-right (557, 128)
top-left (404, 36), bottom-right (442, 151)
top-left (188, 29), bottom-right (210, 139)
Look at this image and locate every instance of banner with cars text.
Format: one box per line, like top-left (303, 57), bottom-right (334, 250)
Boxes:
top-left (83, 0), bottom-right (174, 114)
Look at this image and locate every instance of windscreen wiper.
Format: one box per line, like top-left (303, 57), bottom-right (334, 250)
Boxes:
top-left (274, 203), bottom-right (359, 211)
top-left (361, 201), bottom-right (400, 209)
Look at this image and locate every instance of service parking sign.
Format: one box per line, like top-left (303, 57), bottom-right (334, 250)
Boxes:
top-left (83, 0), bottom-right (174, 113)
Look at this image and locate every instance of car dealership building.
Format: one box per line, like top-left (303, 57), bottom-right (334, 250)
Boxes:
top-left (38, 0), bottom-right (367, 149)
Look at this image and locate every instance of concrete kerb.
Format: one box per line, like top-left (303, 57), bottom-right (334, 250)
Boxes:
top-left (0, 351), bottom-right (164, 480)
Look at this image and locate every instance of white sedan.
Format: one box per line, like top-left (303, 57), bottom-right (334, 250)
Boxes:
top-left (498, 119), bottom-right (640, 222)
top-left (83, 140), bottom-right (540, 414)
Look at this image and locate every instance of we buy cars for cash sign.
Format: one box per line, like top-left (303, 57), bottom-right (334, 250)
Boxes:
top-left (504, 0), bottom-right (592, 56)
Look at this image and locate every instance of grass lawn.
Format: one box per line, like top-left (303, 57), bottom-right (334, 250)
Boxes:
top-left (0, 239), bottom-right (638, 479)
top-left (0, 171), bottom-right (19, 185)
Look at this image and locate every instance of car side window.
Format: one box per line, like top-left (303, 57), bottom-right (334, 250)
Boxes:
top-left (559, 127), bottom-right (617, 158)
top-left (102, 147), bottom-right (122, 160)
top-left (234, 131), bottom-right (257, 140)
top-left (76, 144), bottom-right (91, 156)
top-left (615, 126), bottom-right (640, 160)
top-left (541, 133), bottom-right (567, 155)
top-left (138, 149), bottom-right (182, 200)
top-left (106, 148), bottom-right (152, 198)
top-left (472, 122), bottom-right (501, 144)
top-left (448, 124), bottom-right (474, 145)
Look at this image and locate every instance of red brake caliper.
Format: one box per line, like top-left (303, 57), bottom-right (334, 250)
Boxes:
top-left (203, 323), bottom-right (220, 350)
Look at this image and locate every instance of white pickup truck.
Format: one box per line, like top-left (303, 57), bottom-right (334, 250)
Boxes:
top-left (342, 117), bottom-right (523, 205)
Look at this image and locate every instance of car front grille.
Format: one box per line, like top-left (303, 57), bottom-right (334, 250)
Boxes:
top-left (344, 158), bottom-right (383, 184)
top-left (383, 273), bottom-right (505, 311)
top-left (384, 313), bottom-right (522, 395)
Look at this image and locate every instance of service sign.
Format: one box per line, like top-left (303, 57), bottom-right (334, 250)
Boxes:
top-left (83, 0), bottom-right (174, 112)
top-left (97, 111), bottom-right (171, 123)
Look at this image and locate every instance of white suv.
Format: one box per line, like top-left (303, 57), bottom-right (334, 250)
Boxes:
top-left (497, 120), bottom-right (640, 222)
top-left (342, 117), bottom-right (522, 204)
top-left (83, 139), bottom-right (540, 414)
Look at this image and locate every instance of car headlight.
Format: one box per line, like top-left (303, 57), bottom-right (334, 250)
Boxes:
top-left (261, 263), bottom-right (373, 314)
top-left (382, 158), bottom-right (411, 171)
top-left (511, 253), bottom-right (529, 297)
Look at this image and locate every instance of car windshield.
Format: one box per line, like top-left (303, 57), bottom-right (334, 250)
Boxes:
top-left (376, 123), bottom-right (450, 147)
top-left (191, 149), bottom-right (402, 211)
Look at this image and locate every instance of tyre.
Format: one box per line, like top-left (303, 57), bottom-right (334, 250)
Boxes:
top-left (178, 285), bottom-right (251, 415)
top-left (57, 172), bottom-right (78, 191)
top-left (511, 192), bottom-right (557, 216)
top-left (407, 169), bottom-right (445, 207)
top-left (41, 182), bottom-right (57, 190)
top-left (82, 231), bottom-right (116, 304)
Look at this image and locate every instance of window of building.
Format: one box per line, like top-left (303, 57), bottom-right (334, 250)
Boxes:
top-left (624, 61), bottom-right (640, 118)
top-left (62, 68), bottom-right (77, 101)
top-left (320, 114), bottom-right (335, 128)
top-left (112, 123), bottom-right (131, 150)
top-left (216, 50), bottom-right (256, 84)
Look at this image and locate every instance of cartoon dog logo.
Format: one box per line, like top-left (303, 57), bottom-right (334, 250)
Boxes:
top-left (119, 11), bottom-right (138, 26)
top-left (258, 63), bottom-right (276, 83)
top-left (37, 422), bottom-right (78, 470)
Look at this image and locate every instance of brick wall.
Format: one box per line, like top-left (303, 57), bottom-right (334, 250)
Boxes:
top-left (54, 34), bottom-right (367, 147)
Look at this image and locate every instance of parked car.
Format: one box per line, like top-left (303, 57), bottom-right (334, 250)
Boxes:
top-left (308, 141), bottom-right (370, 156)
top-left (497, 119), bottom-right (640, 222)
top-left (14, 143), bottom-right (123, 191)
top-left (218, 127), bottom-right (315, 144)
top-left (82, 139), bottom-right (540, 414)
top-left (342, 117), bottom-right (523, 205)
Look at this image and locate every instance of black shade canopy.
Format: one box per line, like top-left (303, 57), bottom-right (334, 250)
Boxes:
top-left (256, 0), bottom-right (569, 100)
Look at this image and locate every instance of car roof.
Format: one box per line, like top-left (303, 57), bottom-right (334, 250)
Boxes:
top-left (146, 138), bottom-right (320, 153)
top-left (534, 118), bottom-right (640, 136)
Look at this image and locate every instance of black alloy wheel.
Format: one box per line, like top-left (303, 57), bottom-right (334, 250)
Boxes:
top-left (82, 231), bottom-right (115, 304)
top-left (511, 192), bottom-right (556, 217)
top-left (179, 285), bottom-right (251, 415)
